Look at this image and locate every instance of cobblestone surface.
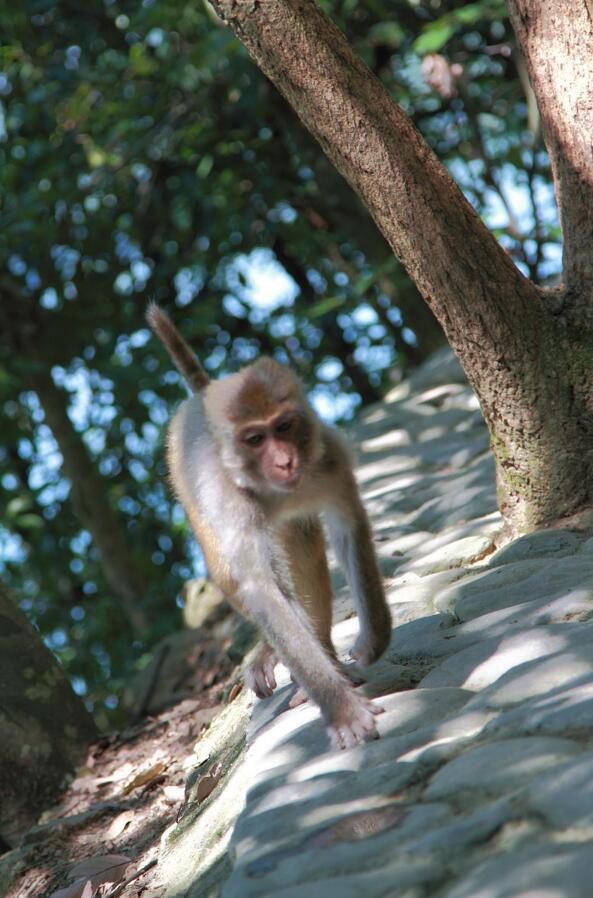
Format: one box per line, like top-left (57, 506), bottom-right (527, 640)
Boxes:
top-left (161, 348), bottom-right (593, 898)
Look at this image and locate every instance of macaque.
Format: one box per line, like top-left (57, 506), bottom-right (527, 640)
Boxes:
top-left (147, 304), bottom-right (392, 748)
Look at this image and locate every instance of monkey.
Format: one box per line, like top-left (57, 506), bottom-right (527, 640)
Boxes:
top-left (147, 303), bottom-right (392, 748)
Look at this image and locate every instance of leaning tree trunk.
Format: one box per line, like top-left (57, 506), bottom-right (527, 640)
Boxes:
top-left (31, 369), bottom-right (149, 635)
top-left (210, 0), bottom-right (593, 536)
top-left (0, 583), bottom-right (97, 846)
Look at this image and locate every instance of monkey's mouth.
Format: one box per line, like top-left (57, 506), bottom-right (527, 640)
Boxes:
top-left (271, 471), bottom-right (302, 491)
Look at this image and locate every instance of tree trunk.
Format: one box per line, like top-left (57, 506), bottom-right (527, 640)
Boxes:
top-left (0, 583), bottom-right (97, 846)
top-left (211, 0), bottom-right (593, 535)
top-left (508, 0), bottom-right (593, 310)
top-left (31, 370), bottom-right (149, 635)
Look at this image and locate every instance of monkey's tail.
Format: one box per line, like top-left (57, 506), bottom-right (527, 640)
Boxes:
top-left (146, 302), bottom-right (210, 393)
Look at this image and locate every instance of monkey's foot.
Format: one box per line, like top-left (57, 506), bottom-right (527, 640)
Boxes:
top-left (328, 693), bottom-right (384, 750)
top-left (349, 626), bottom-right (391, 666)
top-left (245, 645), bottom-right (278, 699)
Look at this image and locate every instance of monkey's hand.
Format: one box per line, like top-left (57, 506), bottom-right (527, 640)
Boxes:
top-left (327, 691), bottom-right (383, 750)
top-left (245, 644), bottom-right (278, 699)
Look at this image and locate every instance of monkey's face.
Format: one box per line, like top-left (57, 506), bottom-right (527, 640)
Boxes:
top-left (235, 411), bottom-right (310, 492)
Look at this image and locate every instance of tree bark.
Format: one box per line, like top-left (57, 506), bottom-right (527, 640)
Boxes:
top-left (31, 370), bottom-right (149, 635)
top-left (508, 0), bottom-right (593, 315)
top-left (0, 583), bottom-right (97, 846)
top-left (211, 0), bottom-right (593, 534)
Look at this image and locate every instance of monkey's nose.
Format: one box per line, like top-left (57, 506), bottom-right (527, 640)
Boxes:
top-left (275, 453), bottom-right (295, 476)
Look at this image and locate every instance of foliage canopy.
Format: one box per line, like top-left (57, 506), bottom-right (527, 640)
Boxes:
top-left (0, 0), bottom-right (558, 724)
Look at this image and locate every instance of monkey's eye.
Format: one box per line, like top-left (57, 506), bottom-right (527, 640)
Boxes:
top-left (244, 433), bottom-right (265, 447)
top-left (275, 418), bottom-right (293, 434)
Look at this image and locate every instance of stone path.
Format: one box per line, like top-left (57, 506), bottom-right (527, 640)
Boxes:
top-left (162, 349), bottom-right (593, 898)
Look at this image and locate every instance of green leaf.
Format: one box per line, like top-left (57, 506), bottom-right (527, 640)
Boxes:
top-left (308, 297), bottom-right (346, 318)
top-left (414, 22), bottom-right (455, 54)
top-left (7, 497), bottom-right (33, 517)
top-left (368, 22), bottom-right (405, 48)
top-left (453, 4), bottom-right (484, 25)
top-left (197, 155), bottom-right (213, 178)
top-left (17, 514), bottom-right (44, 530)
top-left (129, 44), bottom-right (157, 77)
top-left (352, 274), bottom-right (376, 297)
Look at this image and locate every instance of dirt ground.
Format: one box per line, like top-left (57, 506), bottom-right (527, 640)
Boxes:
top-left (4, 602), bottom-right (249, 898)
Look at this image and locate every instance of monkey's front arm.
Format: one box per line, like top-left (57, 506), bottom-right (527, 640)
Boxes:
top-left (234, 562), bottom-right (381, 748)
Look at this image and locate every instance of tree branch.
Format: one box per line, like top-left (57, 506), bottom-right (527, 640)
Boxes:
top-left (30, 369), bottom-right (149, 637)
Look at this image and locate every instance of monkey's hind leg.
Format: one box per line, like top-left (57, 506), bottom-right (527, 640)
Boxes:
top-left (282, 516), bottom-right (341, 708)
top-left (284, 516), bottom-right (336, 658)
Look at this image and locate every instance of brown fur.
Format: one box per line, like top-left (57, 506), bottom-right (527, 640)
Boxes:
top-left (146, 303), bottom-right (209, 392)
top-left (228, 358), bottom-right (302, 423)
top-left (280, 516), bottom-right (335, 656)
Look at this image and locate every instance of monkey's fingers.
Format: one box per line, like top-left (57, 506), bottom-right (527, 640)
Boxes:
top-left (329, 718), bottom-right (379, 750)
top-left (246, 675), bottom-right (274, 699)
top-left (263, 653), bottom-right (278, 683)
top-left (244, 661), bottom-right (277, 699)
top-left (327, 695), bottom-right (381, 749)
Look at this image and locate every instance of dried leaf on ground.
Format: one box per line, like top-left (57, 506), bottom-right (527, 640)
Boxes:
top-left (106, 811), bottom-right (135, 840)
top-left (49, 879), bottom-right (93, 898)
top-left (123, 761), bottom-right (167, 795)
top-left (70, 854), bottom-right (131, 882)
top-left (49, 854), bottom-right (131, 898)
top-left (196, 773), bottom-right (221, 803)
top-left (227, 682), bottom-right (242, 703)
